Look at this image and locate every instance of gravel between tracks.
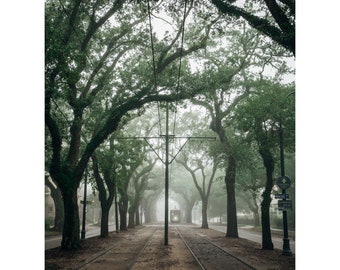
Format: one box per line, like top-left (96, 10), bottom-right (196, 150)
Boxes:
top-left (45, 225), bottom-right (295, 270)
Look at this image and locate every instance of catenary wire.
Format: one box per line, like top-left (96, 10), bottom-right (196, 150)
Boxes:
top-left (147, 0), bottom-right (163, 136)
top-left (172, 0), bottom-right (188, 135)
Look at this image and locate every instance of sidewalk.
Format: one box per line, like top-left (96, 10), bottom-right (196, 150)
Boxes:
top-left (45, 224), bottom-right (117, 250)
top-left (209, 224), bottom-right (295, 253)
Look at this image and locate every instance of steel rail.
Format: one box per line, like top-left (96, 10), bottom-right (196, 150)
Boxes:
top-left (127, 226), bottom-right (159, 270)
top-left (74, 226), bottom-right (159, 270)
top-left (204, 236), bottom-right (257, 270)
top-left (175, 226), bottom-right (207, 270)
top-left (176, 226), bottom-right (257, 270)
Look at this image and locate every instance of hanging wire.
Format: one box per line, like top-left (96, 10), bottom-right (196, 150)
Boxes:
top-left (147, 0), bottom-right (163, 136)
top-left (172, 0), bottom-right (188, 135)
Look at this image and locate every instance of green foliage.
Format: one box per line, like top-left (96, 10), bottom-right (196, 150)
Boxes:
top-left (231, 80), bottom-right (295, 153)
top-left (45, 0), bottom-right (295, 249)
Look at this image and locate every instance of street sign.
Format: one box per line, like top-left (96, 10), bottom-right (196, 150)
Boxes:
top-left (274, 193), bottom-right (289, 199)
top-left (278, 199), bottom-right (292, 210)
top-left (277, 176), bottom-right (291, 190)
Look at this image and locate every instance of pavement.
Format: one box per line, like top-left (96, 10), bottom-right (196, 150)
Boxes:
top-left (45, 224), bottom-right (117, 250)
top-left (208, 224), bottom-right (295, 253)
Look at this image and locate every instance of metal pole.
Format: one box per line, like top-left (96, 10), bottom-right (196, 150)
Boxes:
top-left (164, 102), bottom-right (169, 245)
top-left (81, 168), bottom-right (88, 240)
top-left (279, 117), bottom-right (292, 256)
top-left (114, 181), bottom-right (119, 233)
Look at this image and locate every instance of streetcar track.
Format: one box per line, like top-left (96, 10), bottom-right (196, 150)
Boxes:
top-left (176, 226), bottom-right (206, 270)
top-left (73, 225), bottom-right (257, 270)
top-left (203, 237), bottom-right (257, 270)
top-left (75, 226), bottom-right (159, 270)
top-left (175, 225), bottom-right (257, 270)
top-left (127, 226), bottom-right (159, 270)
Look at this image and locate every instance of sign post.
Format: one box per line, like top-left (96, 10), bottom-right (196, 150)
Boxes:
top-left (278, 113), bottom-right (292, 256)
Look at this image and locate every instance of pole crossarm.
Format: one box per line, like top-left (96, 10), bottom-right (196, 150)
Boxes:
top-left (115, 133), bottom-right (215, 246)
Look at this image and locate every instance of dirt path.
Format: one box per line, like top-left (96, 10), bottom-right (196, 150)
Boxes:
top-left (45, 225), bottom-right (295, 270)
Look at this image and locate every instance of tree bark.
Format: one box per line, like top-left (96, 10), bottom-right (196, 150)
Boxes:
top-left (248, 200), bottom-right (260, 228)
top-left (135, 207), bottom-right (140, 225)
top-left (259, 146), bottom-right (274, 250)
top-left (201, 198), bottom-right (209, 229)
top-left (210, 0), bottom-right (295, 55)
top-left (119, 194), bottom-right (128, 231)
top-left (60, 187), bottom-right (81, 250)
top-left (144, 199), bottom-right (157, 224)
top-left (185, 207), bottom-right (192, 223)
top-left (225, 155), bottom-right (239, 237)
top-left (128, 205), bottom-right (135, 228)
top-left (100, 204), bottom-right (110, 237)
top-left (209, 113), bottom-right (239, 238)
top-left (91, 154), bottom-right (114, 238)
top-left (254, 211), bottom-right (260, 228)
top-left (51, 187), bottom-right (64, 231)
top-left (45, 175), bottom-right (64, 231)
top-left (185, 200), bottom-right (195, 224)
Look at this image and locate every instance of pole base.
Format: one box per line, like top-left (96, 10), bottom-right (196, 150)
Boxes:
top-left (81, 231), bottom-right (86, 240)
top-left (282, 238), bottom-right (292, 256)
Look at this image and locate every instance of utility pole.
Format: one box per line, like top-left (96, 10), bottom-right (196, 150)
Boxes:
top-left (164, 102), bottom-right (170, 245)
top-left (117, 103), bottom-right (215, 245)
top-left (114, 181), bottom-right (119, 233)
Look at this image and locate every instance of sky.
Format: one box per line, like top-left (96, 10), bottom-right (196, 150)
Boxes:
top-left (1, 1), bottom-right (340, 269)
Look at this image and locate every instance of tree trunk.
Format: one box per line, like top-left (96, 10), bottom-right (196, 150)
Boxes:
top-left (144, 195), bottom-right (158, 223)
top-left (247, 194), bottom-right (260, 228)
top-left (185, 205), bottom-right (193, 223)
top-left (60, 187), bottom-right (81, 250)
top-left (135, 207), bottom-right (140, 225)
top-left (211, 115), bottom-right (239, 238)
top-left (49, 184), bottom-right (64, 231)
top-left (128, 206), bottom-right (135, 228)
top-left (91, 154), bottom-right (114, 238)
top-left (252, 197), bottom-right (260, 228)
top-left (259, 146), bottom-right (274, 250)
top-left (45, 175), bottom-right (64, 231)
top-left (119, 196), bottom-right (128, 231)
top-left (225, 155), bottom-right (238, 237)
top-left (201, 198), bottom-right (209, 229)
top-left (52, 188), bottom-right (64, 231)
top-left (100, 204), bottom-right (110, 237)
top-left (144, 206), bottom-right (152, 224)
top-left (254, 211), bottom-right (260, 227)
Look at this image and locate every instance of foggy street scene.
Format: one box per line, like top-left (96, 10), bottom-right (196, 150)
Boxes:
top-left (44, 0), bottom-right (297, 269)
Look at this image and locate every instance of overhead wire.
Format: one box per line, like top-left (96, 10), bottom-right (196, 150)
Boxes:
top-left (147, 0), bottom-right (163, 136)
top-left (172, 0), bottom-right (188, 136)
top-left (170, 1), bottom-right (188, 161)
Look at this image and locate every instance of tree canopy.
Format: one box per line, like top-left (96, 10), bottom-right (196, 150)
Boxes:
top-left (45, 0), bottom-right (295, 250)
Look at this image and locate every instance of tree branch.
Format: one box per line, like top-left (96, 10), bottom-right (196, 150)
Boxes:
top-left (263, 0), bottom-right (294, 33)
top-left (210, 0), bottom-right (294, 54)
top-left (81, 0), bottom-right (127, 51)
